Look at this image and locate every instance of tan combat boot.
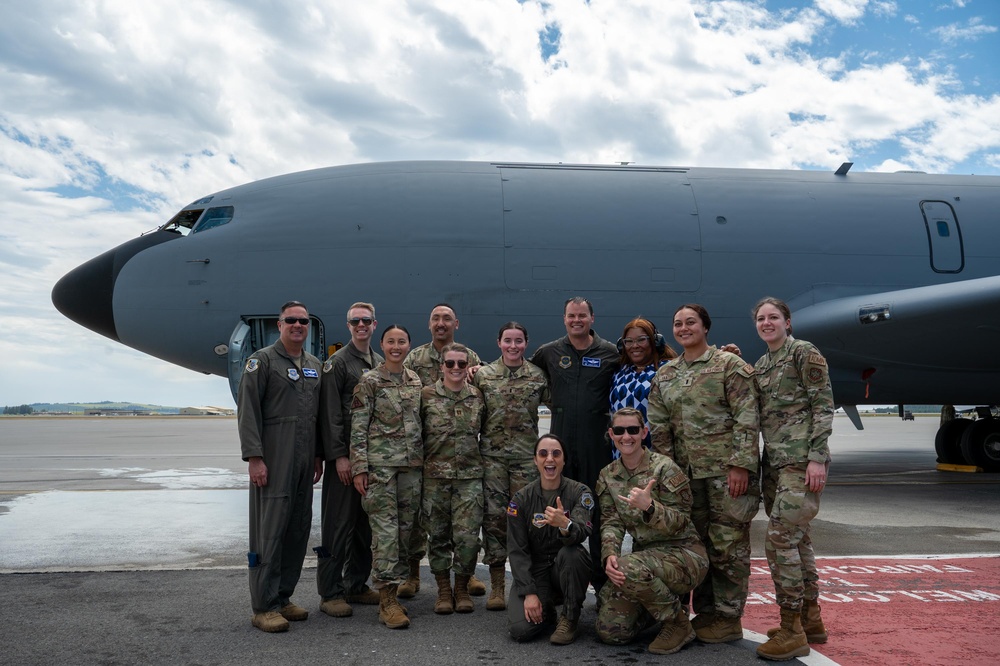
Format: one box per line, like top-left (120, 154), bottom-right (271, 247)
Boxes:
top-left (378, 584), bottom-right (410, 629)
top-left (468, 572), bottom-right (487, 596)
top-left (757, 608), bottom-right (809, 661)
top-left (453, 574), bottom-right (475, 613)
top-left (549, 616), bottom-right (579, 645)
top-left (433, 571), bottom-right (454, 615)
top-left (319, 597), bottom-right (352, 618)
top-left (251, 610), bottom-right (289, 633)
top-left (397, 559), bottom-right (421, 598)
top-left (278, 602), bottom-right (309, 621)
top-left (346, 585), bottom-right (380, 605)
top-left (801, 599), bottom-right (828, 643)
top-left (766, 599), bottom-right (828, 643)
top-left (486, 564), bottom-right (506, 611)
top-left (694, 614), bottom-right (743, 643)
top-left (648, 610), bottom-right (696, 655)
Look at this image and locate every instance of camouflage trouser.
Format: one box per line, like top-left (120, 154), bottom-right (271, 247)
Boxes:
top-left (361, 465), bottom-right (422, 589)
top-left (762, 461), bottom-right (821, 611)
top-left (422, 476), bottom-right (484, 575)
top-left (596, 544), bottom-right (709, 645)
top-left (690, 474), bottom-right (760, 618)
top-left (482, 455), bottom-right (539, 566)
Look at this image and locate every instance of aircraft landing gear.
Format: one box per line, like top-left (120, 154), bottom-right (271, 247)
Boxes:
top-left (959, 418), bottom-right (1000, 472)
top-left (935, 418), bottom-right (972, 465)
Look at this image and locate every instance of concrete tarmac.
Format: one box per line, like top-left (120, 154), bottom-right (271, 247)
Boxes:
top-left (1, 414), bottom-right (998, 665)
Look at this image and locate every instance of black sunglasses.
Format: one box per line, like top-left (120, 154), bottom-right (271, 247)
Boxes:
top-left (537, 448), bottom-right (563, 458)
top-left (348, 317), bottom-right (374, 326)
top-left (443, 359), bottom-right (469, 369)
top-left (611, 425), bottom-right (642, 435)
top-left (281, 317), bottom-right (310, 325)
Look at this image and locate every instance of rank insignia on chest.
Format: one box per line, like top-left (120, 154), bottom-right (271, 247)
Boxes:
top-left (558, 355), bottom-right (572, 369)
top-left (303, 368), bottom-right (318, 378)
top-left (532, 512), bottom-right (546, 528)
top-left (245, 359), bottom-right (259, 373)
top-left (582, 357), bottom-right (601, 368)
top-left (287, 368), bottom-right (300, 381)
top-left (506, 501), bottom-right (518, 517)
top-left (682, 377), bottom-right (692, 387)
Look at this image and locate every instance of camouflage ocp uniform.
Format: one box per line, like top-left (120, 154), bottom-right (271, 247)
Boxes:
top-left (472, 358), bottom-right (550, 567)
top-left (420, 380), bottom-right (487, 575)
top-left (646, 346), bottom-right (760, 619)
top-left (595, 450), bottom-right (708, 645)
top-left (349, 364), bottom-right (423, 589)
top-left (755, 336), bottom-right (833, 611)
top-left (403, 342), bottom-right (482, 561)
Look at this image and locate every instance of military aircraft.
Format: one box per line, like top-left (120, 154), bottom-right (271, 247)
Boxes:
top-left (52, 160), bottom-right (1000, 470)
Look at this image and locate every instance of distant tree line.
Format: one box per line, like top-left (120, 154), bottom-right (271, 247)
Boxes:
top-left (3, 404), bottom-right (35, 415)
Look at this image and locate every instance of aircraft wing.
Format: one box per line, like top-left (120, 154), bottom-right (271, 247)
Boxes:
top-left (792, 275), bottom-right (1000, 404)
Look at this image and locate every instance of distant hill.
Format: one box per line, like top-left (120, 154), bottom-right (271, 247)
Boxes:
top-left (23, 402), bottom-right (181, 415)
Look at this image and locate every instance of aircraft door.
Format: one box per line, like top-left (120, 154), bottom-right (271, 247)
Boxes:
top-left (226, 316), bottom-right (326, 401)
top-left (920, 200), bottom-right (964, 273)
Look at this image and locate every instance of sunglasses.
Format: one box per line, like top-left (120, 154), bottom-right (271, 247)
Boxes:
top-left (537, 448), bottom-right (563, 458)
top-left (348, 317), bottom-right (374, 326)
top-left (281, 317), bottom-right (310, 325)
top-left (443, 359), bottom-right (469, 369)
top-left (611, 425), bottom-right (642, 435)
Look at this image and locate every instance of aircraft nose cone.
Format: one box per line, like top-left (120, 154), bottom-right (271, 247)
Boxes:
top-left (51, 229), bottom-right (183, 342)
top-left (52, 246), bottom-right (120, 342)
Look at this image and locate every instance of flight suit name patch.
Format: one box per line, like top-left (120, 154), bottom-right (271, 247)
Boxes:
top-left (303, 368), bottom-right (318, 378)
top-left (582, 357), bottom-right (601, 368)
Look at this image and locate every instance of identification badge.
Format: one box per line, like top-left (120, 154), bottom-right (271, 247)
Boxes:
top-left (582, 357), bottom-right (601, 368)
top-left (303, 368), bottom-right (318, 378)
top-left (287, 368), bottom-right (300, 381)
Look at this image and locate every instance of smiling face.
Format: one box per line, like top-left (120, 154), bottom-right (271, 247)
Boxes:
top-left (347, 306), bottom-right (376, 346)
top-left (498, 327), bottom-right (527, 366)
top-left (380, 327), bottom-right (411, 370)
top-left (441, 349), bottom-right (470, 389)
top-left (755, 302), bottom-right (790, 351)
top-left (673, 307), bottom-right (708, 352)
top-left (534, 436), bottom-right (566, 486)
top-left (563, 301), bottom-right (594, 339)
top-left (623, 326), bottom-right (654, 367)
top-left (429, 306), bottom-right (458, 346)
top-left (277, 305), bottom-right (309, 351)
top-left (608, 411), bottom-right (647, 462)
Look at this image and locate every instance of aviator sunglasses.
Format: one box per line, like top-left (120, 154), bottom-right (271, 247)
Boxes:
top-left (443, 359), bottom-right (469, 369)
top-left (348, 317), bottom-right (374, 326)
top-left (611, 425), bottom-right (642, 435)
top-left (281, 317), bottom-right (310, 325)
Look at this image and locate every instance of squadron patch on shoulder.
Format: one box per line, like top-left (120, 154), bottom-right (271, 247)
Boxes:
top-left (580, 492), bottom-right (595, 510)
top-left (558, 355), bottom-right (572, 369)
top-left (506, 501), bottom-right (518, 517)
top-left (323, 358), bottom-right (334, 374)
top-left (532, 512), bottom-right (546, 528)
top-left (807, 367), bottom-right (824, 384)
top-left (351, 396), bottom-right (364, 410)
top-left (245, 359), bottom-right (259, 373)
top-left (666, 471), bottom-right (688, 492)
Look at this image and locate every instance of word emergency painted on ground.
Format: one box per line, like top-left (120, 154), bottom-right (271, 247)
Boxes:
top-left (742, 555), bottom-right (1000, 665)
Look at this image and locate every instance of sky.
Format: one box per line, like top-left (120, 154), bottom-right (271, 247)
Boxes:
top-left (1, 0), bottom-right (998, 408)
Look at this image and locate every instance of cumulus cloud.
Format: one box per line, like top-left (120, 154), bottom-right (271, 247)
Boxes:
top-left (1, 0), bottom-right (998, 406)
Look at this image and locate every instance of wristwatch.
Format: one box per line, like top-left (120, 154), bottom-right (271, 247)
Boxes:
top-left (644, 501), bottom-right (655, 517)
top-left (560, 520), bottom-right (573, 534)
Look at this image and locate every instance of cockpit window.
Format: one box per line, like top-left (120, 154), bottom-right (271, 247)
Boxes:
top-left (159, 209), bottom-right (204, 235)
top-left (193, 206), bottom-right (234, 233)
top-left (158, 205), bottom-right (234, 236)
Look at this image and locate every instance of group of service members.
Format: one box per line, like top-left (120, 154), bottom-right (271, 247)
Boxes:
top-left (237, 296), bottom-right (834, 661)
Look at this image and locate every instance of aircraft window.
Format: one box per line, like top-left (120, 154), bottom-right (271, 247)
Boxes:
top-left (193, 206), bottom-right (235, 233)
top-left (158, 209), bottom-right (204, 236)
top-left (936, 220), bottom-right (950, 238)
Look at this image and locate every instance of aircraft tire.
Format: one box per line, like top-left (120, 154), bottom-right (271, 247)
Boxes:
top-left (934, 418), bottom-right (971, 465)
top-left (959, 419), bottom-right (1000, 472)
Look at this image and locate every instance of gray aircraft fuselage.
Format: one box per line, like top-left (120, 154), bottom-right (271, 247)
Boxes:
top-left (52, 160), bottom-right (1000, 462)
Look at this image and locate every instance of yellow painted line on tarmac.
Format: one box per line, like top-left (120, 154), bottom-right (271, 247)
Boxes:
top-left (936, 463), bottom-right (984, 472)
